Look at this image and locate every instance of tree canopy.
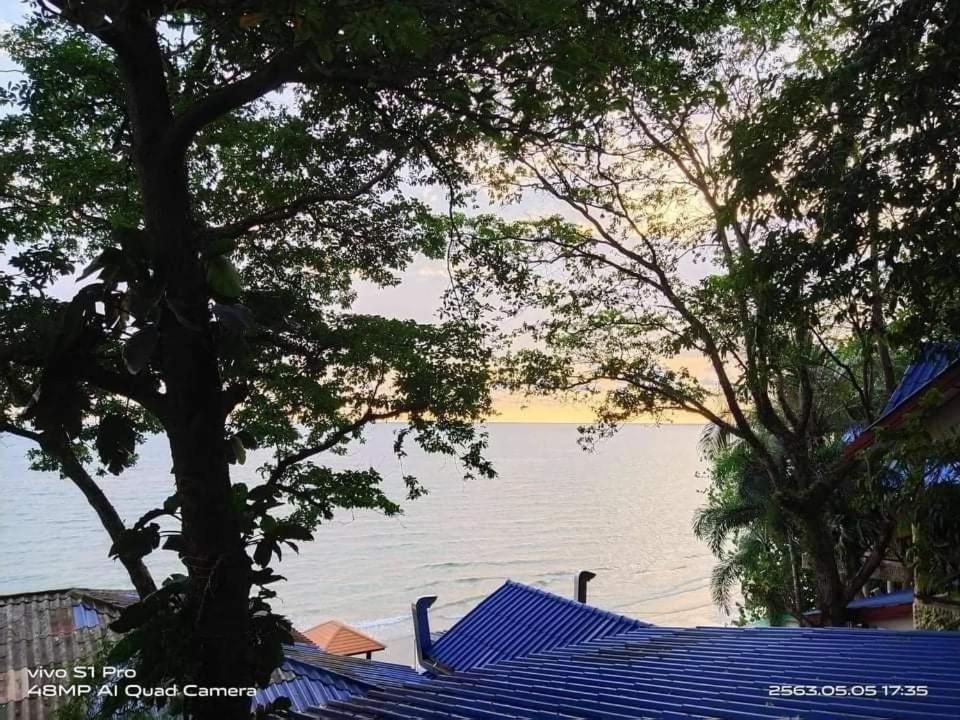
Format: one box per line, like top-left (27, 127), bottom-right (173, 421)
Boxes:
top-left (447, 0), bottom-right (960, 625)
top-left (0, 1), bottom-right (736, 717)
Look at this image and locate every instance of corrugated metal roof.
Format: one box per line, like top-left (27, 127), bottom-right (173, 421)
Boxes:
top-left (1, 588), bottom-right (415, 718)
top-left (846, 589), bottom-right (914, 610)
top-left (880, 342), bottom-right (960, 419)
top-left (255, 657), bottom-right (371, 713)
top-left (0, 589), bottom-right (131, 720)
top-left (314, 624), bottom-right (960, 720)
top-left (256, 645), bottom-right (424, 713)
top-left (284, 643), bottom-right (423, 687)
top-left (429, 580), bottom-right (649, 671)
top-left (71, 603), bottom-right (102, 630)
top-left (303, 620), bottom-right (386, 657)
top-left (805, 589), bottom-right (915, 618)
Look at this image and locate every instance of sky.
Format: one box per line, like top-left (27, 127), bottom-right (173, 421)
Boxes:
top-left (0, 1), bottom-right (714, 425)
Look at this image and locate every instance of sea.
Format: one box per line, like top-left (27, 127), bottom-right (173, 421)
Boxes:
top-left (0, 422), bottom-right (728, 664)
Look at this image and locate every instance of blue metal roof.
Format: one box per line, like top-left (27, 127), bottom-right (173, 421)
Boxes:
top-left (285, 643), bottom-right (424, 686)
top-left (255, 657), bottom-right (370, 713)
top-left (846, 589), bottom-right (914, 610)
top-left (429, 580), bottom-right (649, 671)
top-left (923, 461), bottom-right (960, 486)
top-left (315, 624), bottom-right (960, 720)
top-left (255, 646), bottom-right (424, 714)
top-left (71, 601), bottom-right (104, 629)
top-left (880, 342), bottom-right (960, 419)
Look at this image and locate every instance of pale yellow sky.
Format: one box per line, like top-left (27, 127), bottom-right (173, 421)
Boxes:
top-left (488, 392), bottom-right (706, 424)
top-left (486, 349), bottom-right (719, 424)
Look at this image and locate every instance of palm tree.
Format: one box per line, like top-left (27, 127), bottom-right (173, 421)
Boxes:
top-left (693, 423), bottom-right (812, 624)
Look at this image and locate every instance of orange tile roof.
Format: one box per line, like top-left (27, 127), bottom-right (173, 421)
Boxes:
top-left (302, 620), bottom-right (386, 656)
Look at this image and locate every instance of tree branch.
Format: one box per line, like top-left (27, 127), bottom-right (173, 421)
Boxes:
top-left (0, 417), bottom-right (157, 598)
top-left (203, 153), bottom-right (407, 241)
top-left (165, 49), bottom-right (304, 158)
top-left (0, 423), bottom-right (43, 443)
top-left (268, 405), bottom-right (426, 485)
top-left (83, 362), bottom-right (169, 425)
top-left (844, 519), bottom-right (896, 602)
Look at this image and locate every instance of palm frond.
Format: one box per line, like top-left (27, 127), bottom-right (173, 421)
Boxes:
top-left (693, 501), bottom-right (764, 555)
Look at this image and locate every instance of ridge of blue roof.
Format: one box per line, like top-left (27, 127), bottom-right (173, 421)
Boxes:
top-left (316, 624), bottom-right (960, 720)
top-left (255, 645), bottom-right (424, 714)
top-left (255, 657), bottom-right (370, 713)
top-left (284, 642), bottom-right (424, 686)
top-left (880, 341), bottom-right (960, 420)
top-left (846, 588), bottom-right (914, 610)
top-left (429, 580), bottom-right (649, 671)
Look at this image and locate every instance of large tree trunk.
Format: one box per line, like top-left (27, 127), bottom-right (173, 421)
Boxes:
top-left (144, 126), bottom-right (253, 720)
top-left (144, 156), bottom-right (253, 720)
top-left (118, 17), bottom-right (253, 720)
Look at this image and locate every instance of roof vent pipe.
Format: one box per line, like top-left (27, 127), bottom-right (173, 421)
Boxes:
top-left (411, 596), bottom-right (451, 674)
top-left (575, 570), bottom-right (596, 603)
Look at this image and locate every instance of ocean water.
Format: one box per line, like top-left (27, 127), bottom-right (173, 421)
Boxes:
top-left (0, 423), bottom-right (727, 664)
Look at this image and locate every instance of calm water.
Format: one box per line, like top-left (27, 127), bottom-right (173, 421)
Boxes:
top-left (0, 423), bottom-right (726, 663)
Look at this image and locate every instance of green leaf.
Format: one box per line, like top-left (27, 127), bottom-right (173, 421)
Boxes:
top-left (78, 247), bottom-right (122, 280)
top-left (162, 573), bottom-right (189, 588)
top-left (202, 237), bottom-right (237, 259)
top-left (110, 600), bottom-right (153, 633)
top-left (95, 413), bottom-right (137, 475)
top-left (253, 538), bottom-right (275, 567)
top-left (162, 493), bottom-right (181, 514)
top-left (123, 326), bottom-right (158, 374)
top-left (236, 430), bottom-right (258, 450)
top-left (250, 568), bottom-right (286, 585)
top-left (109, 523), bottom-right (160, 561)
top-left (163, 534), bottom-right (187, 554)
top-left (275, 522), bottom-right (313, 542)
top-left (206, 255), bottom-right (243, 299)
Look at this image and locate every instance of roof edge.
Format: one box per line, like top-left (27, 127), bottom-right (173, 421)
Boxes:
top-left (501, 579), bottom-right (650, 627)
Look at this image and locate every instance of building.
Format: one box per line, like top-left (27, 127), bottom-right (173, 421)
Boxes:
top-left (411, 576), bottom-right (647, 672)
top-left (301, 620), bottom-right (386, 659)
top-left (846, 341), bottom-right (960, 456)
top-left (0, 588), bottom-right (422, 720)
top-left (8, 581), bottom-right (960, 720)
top-left (306, 579), bottom-right (960, 720)
top-left (844, 342), bottom-right (960, 629)
top-left (253, 642), bottom-right (423, 715)
top-left (802, 588), bottom-right (915, 631)
top-left (0, 588), bottom-right (138, 720)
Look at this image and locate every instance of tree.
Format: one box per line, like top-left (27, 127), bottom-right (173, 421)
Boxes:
top-left (446, 4), bottom-right (937, 625)
top-left (731, 0), bottom-right (960, 346)
top-left (0, 2), bottom-right (727, 717)
top-left (694, 424), bottom-right (814, 625)
top-left (726, 0), bottom-right (960, 620)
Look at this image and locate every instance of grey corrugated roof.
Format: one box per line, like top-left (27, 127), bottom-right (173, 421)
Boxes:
top-left (0, 589), bottom-right (131, 720)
